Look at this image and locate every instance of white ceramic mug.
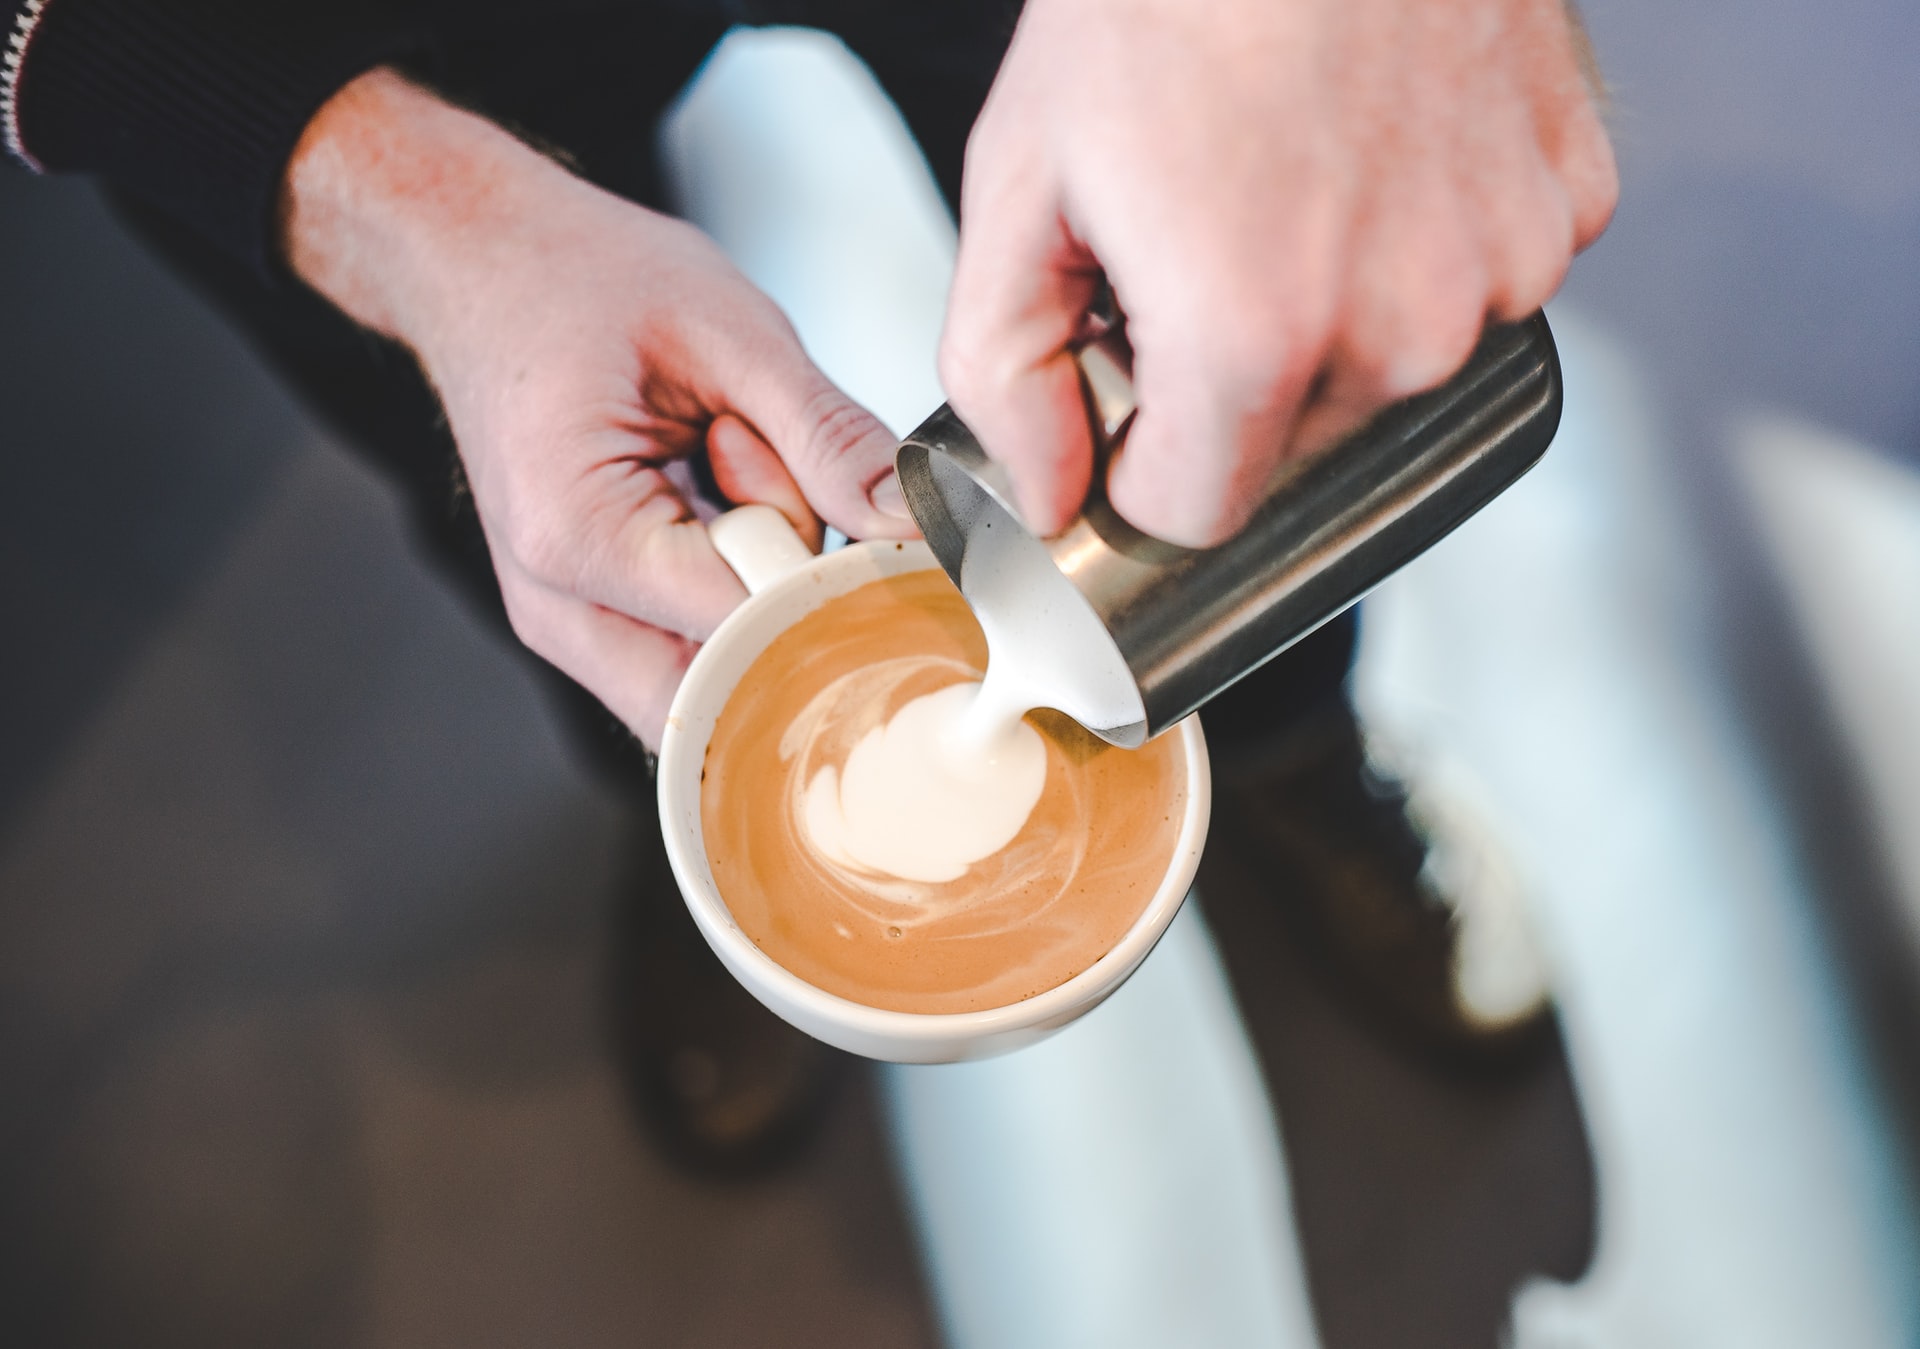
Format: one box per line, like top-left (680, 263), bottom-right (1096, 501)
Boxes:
top-left (655, 505), bottom-right (1211, 1063)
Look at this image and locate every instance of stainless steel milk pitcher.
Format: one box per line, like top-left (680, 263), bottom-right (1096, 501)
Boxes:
top-left (894, 313), bottom-right (1563, 747)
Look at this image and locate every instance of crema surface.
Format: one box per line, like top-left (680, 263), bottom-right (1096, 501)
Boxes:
top-left (702, 570), bottom-right (1187, 1015)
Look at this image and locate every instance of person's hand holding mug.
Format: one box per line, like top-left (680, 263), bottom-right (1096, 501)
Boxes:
top-left (281, 69), bottom-right (914, 747)
top-left (942, 0), bottom-right (1618, 547)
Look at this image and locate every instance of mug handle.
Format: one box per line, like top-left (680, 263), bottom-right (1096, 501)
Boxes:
top-left (709, 504), bottom-right (817, 596)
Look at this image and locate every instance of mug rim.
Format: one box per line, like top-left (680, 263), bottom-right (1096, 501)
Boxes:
top-left (657, 536), bottom-right (1210, 1059)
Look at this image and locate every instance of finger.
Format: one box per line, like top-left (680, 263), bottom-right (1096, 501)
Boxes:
top-left (1107, 330), bottom-right (1313, 548)
top-left (1324, 190), bottom-right (1488, 409)
top-left (708, 413), bottom-right (823, 551)
top-left (1551, 9), bottom-right (1621, 249)
top-left (946, 345), bottom-right (1093, 538)
top-left (939, 144), bottom-right (1101, 535)
top-left (495, 561), bottom-right (700, 752)
top-left (1279, 198), bottom-right (1487, 470)
top-left (1483, 170), bottom-right (1575, 323)
top-left (1453, 98), bottom-right (1578, 324)
top-left (529, 453), bottom-right (749, 641)
top-left (721, 335), bottom-right (918, 543)
top-left (1558, 104), bottom-right (1620, 250)
top-left (1285, 374), bottom-right (1385, 464)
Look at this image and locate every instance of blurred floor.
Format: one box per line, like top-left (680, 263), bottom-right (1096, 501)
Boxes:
top-left (1565, 0), bottom-right (1920, 1144)
top-left (1359, 312), bottom-right (1918, 1345)
top-left (1736, 415), bottom-right (1920, 947)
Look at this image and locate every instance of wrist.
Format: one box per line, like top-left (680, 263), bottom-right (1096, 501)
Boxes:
top-left (279, 66), bottom-right (586, 363)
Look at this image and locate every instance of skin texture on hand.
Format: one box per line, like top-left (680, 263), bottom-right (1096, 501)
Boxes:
top-left (940, 0), bottom-right (1619, 547)
top-left (282, 69), bottom-right (912, 748)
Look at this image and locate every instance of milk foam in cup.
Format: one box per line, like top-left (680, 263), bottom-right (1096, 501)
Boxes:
top-left (655, 505), bottom-right (1211, 1063)
top-left (798, 679), bottom-right (1049, 885)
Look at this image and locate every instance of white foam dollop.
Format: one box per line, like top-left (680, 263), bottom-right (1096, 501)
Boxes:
top-left (802, 681), bottom-right (1046, 883)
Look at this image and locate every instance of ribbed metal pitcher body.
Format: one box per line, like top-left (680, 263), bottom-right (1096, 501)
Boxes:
top-left (895, 314), bottom-right (1563, 746)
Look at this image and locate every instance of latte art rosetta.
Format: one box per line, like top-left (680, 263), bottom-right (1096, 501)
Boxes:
top-left (791, 666), bottom-right (1051, 888)
top-left (701, 571), bottom-right (1187, 1015)
top-left (788, 661), bottom-right (1070, 905)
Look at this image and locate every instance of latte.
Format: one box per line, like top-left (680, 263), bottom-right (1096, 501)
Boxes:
top-left (700, 570), bottom-right (1187, 1015)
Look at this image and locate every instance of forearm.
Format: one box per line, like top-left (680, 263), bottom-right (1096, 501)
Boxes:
top-left (280, 64), bottom-right (663, 430)
top-left (284, 69), bottom-right (551, 346)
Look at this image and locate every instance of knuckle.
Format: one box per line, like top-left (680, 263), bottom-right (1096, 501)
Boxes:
top-left (937, 320), bottom-right (1021, 417)
top-left (1365, 292), bottom-right (1485, 400)
top-left (504, 609), bottom-right (543, 657)
top-left (1327, 332), bottom-right (1398, 405)
top-left (497, 581), bottom-right (553, 659)
top-left (1560, 121), bottom-right (1621, 247)
top-left (1570, 162), bottom-right (1620, 248)
top-left (471, 439), bottom-right (577, 591)
top-left (936, 333), bottom-right (986, 409)
top-left (502, 505), bottom-right (575, 592)
top-left (792, 389), bottom-right (877, 475)
top-left (1498, 240), bottom-right (1572, 321)
top-left (1494, 185), bottom-right (1577, 319)
top-left (1410, 310), bottom-right (1486, 394)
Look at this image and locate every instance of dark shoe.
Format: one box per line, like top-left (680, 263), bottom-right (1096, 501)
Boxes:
top-left (609, 804), bottom-right (848, 1177)
top-left (1211, 700), bottom-right (1556, 1075)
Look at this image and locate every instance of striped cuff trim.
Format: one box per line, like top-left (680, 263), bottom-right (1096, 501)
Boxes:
top-left (2, 0), bottom-right (51, 172)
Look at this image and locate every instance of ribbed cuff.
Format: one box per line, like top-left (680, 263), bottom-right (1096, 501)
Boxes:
top-left (2, 1), bottom-right (52, 170)
top-left (7, 0), bottom-right (430, 282)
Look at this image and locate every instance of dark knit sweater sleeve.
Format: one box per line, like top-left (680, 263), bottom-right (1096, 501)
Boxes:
top-left (2, 0), bottom-right (430, 281)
